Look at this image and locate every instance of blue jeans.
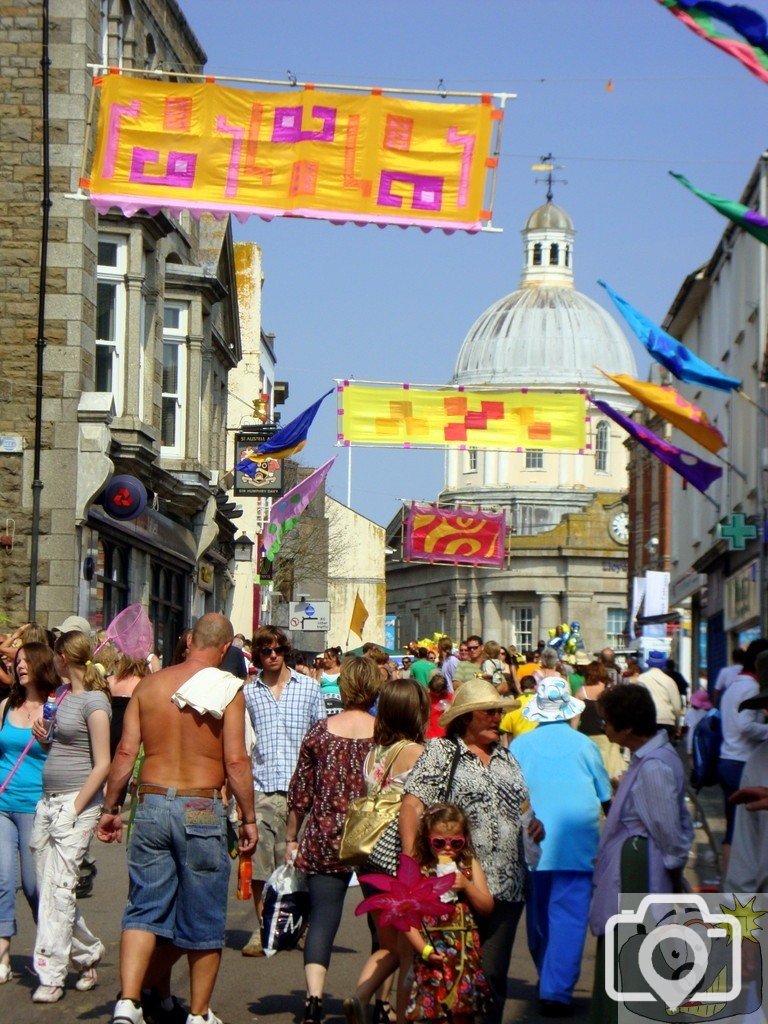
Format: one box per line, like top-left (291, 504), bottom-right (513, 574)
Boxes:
top-left (0, 809), bottom-right (37, 937)
top-left (124, 790), bottom-right (230, 950)
top-left (526, 870), bottom-right (593, 1004)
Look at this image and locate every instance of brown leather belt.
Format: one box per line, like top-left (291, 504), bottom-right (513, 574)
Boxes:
top-left (137, 784), bottom-right (220, 802)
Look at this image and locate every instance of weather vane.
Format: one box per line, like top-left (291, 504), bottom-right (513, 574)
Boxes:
top-left (531, 153), bottom-right (567, 203)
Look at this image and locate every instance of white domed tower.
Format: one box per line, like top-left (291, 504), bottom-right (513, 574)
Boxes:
top-left (445, 200), bottom-right (636, 523)
top-left (386, 199), bottom-right (638, 654)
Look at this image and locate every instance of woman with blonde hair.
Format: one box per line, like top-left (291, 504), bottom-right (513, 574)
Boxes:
top-left (286, 655), bottom-right (379, 1023)
top-left (29, 630), bottom-right (111, 1003)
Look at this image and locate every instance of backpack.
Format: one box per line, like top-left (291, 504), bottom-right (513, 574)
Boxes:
top-left (483, 658), bottom-right (506, 690)
top-left (690, 708), bottom-right (723, 790)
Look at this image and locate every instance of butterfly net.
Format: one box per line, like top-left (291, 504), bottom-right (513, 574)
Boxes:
top-left (94, 603), bottom-right (154, 659)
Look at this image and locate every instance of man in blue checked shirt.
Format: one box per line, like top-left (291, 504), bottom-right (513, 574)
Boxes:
top-left (241, 626), bottom-right (326, 957)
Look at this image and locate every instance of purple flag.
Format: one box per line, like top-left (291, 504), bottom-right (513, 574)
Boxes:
top-left (593, 399), bottom-right (722, 494)
top-left (263, 458), bottom-right (336, 561)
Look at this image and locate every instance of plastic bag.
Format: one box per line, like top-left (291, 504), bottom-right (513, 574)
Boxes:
top-left (261, 860), bottom-right (309, 956)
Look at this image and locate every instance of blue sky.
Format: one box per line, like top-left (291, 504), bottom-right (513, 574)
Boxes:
top-left (180, 0), bottom-right (768, 526)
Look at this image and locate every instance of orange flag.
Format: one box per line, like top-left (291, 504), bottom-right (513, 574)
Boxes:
top-left (349, 593), bottom-right (369, 639)
top-left (599, 370), bottom-right (726, 454)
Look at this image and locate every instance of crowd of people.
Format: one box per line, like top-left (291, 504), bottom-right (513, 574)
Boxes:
top-left (0, 615), bottom-right (767, 1024)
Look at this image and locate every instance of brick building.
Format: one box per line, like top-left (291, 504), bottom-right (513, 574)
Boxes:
top-left (0, 1), bottom-right (243, 658)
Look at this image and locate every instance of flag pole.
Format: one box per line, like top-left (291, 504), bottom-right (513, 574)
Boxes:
top-left (757, 150), bottom-right (768, 634)
top-left (736, 388), bottom-right (768, 419)
top-left (713, 451), bottom-right (747, 482)
top-left (347, 444), bottom-right (352, 508)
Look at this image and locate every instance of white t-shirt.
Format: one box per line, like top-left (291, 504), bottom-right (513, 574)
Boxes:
top-left (719, 673), bottom-right (768, 762)
top-left (714, 663), bottom-right (743, 693)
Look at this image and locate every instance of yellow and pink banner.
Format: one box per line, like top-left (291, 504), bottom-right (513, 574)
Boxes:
top-left (87, 75), bottom-right (498, 232)
top-left (337, 382), bottom-right (588, 451)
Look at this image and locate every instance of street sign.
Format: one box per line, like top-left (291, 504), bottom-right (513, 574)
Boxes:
top-left (288, 600), bottom-right (330, 632)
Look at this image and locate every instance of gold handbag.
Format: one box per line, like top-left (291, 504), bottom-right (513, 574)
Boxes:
top-left (339, 740), bottom-right (409, 866)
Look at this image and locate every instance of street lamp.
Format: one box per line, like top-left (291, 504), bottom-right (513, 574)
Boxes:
top-left (233, 533), bottom-right (255, 563)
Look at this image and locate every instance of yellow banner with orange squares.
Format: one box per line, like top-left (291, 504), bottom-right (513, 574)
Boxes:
top-left (337, 383), bottom-right (588, 451)
top-left (88, 75), bottom-right (498, 232)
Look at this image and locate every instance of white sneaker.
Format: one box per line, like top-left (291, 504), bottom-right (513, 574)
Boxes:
top-left (32, 984), bottom-right (65, 1003)
top-left (186, 1011), bottom-right (223, 1024)
top-left (0, 963), bottom-right (10, 983)
top-left (113, 997), bottom-right (146, 1024)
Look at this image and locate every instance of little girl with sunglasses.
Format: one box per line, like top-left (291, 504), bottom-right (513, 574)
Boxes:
top-left (405, 803), bottom-right (493, 1023)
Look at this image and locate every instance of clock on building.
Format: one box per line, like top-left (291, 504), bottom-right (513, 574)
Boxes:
top-left (609, 510), bottom-right (629, 545)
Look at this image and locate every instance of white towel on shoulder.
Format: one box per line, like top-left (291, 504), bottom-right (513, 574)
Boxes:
top-left (171, 666), bottom-right (243, 719)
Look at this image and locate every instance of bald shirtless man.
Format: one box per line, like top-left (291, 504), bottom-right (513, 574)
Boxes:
top-left (97, 613), bottom-right (257, 1024)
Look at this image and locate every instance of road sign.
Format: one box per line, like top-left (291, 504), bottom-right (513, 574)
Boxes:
top-left (288, 600), bottom-right (330, 631)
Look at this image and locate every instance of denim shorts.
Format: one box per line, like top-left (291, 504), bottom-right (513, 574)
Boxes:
top-left (123, 790), bottom-right (230, 949)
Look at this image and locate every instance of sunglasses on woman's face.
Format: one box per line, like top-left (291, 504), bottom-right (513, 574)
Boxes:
top-left (260, 646), bottom-right (285, 656)
top-left (429, 835), bottom-right (466, 852)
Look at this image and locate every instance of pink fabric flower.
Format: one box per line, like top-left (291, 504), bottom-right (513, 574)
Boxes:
top-left (356, 855), bottom-right (455, 931)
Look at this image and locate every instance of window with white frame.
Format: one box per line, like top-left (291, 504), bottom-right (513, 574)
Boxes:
top-left (99, 0), bottom-right (109, 65)
top-left (525, 448), bottom-right (544, 470)
top-left (161, 302), bottom-right (188, 454)
top-left (467, 448), bottom-right (478, 473)
top-left (509, 607), bottom-right (534, 651)
top-left (596, 420), bottom-right (610, 473)
top-left (96, 235), bottom-right (127, 413)
top-left (606, 608), bottom-right (627, 648)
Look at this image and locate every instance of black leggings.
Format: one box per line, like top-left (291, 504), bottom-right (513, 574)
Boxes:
top-left (303, 872), bottom-right (351, 969)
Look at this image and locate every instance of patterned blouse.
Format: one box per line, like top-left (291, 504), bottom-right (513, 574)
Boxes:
top-left (404, 737), bottom-right (530, 902)
top-left (288, 719), bottom-right (374, 875)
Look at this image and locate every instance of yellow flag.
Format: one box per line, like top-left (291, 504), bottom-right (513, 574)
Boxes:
top-left (600, 370), bottom-right (726, 454)
top-left (349, 593), bottom-right (369, 639)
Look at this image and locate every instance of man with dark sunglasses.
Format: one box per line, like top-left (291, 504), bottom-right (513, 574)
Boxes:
top-left (241, 626), bottom-right (325, 957)
top-left (453, 635), bottom-right (485, 690)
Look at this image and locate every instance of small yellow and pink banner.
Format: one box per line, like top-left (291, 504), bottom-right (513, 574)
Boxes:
top-left (87, 75), bottom-right (498, 232)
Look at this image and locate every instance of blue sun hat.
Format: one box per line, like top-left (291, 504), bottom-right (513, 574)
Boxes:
top-left (522, 677), bottom-right (585, 723)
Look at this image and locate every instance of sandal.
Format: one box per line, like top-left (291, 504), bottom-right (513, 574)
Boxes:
top-left (302, 996), bottom-right (323, 1024)
top-left (373, 1000), bottom-right (396, 1024)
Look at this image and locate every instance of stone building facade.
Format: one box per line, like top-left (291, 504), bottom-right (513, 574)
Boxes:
top-left (660, 154), bottom-right (768, 679)
top-left (0, 1), bottom-right (243, 658)
top-left (386, 201), bottom-right (637, 653)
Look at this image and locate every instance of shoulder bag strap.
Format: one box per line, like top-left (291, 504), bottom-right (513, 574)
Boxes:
top-left (375, 739), bottom-right (411, 792)
top-left (442, 738), bottom-right (462, 802)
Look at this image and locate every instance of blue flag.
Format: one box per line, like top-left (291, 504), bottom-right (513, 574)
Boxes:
top-left (236, 388), bottom-right (334, 470)
top-left (599, 281), bottom-right (741, 392)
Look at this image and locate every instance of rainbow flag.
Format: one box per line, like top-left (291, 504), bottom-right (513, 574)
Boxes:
top-left (599, 281), bottom-right (741, 392)
top-left (593, 399), bottom-right (722, 494)
top-left (657, 0), bottom-right (768, 84)
top-left (670, 171), bottom-right (768, 246)
top-left (599, 370), bottom-right (726, 454)
top-left (263, 458), bottom-right (335, 562)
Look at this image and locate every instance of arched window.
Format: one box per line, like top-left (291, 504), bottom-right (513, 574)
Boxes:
top-left (144, 33), bottom-right (157, 71)
top-left (549, 243), bottom-right (559, 265)
top-left (564, 244), bottom-right (571, 268)
top-left (596, 420), bottom-right (609, 473)
top-left (532, 242), bottom-right (542, 266)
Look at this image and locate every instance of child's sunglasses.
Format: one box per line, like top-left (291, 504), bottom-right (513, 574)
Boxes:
top-left (429, 836), bottom-right (466, 852)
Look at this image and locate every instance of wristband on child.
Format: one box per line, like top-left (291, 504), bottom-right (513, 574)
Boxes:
top-left (421, 943), bottom-right (435, 961)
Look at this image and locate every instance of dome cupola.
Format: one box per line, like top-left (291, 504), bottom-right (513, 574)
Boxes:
top-left (520, 201), bottom-right (574, 289)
